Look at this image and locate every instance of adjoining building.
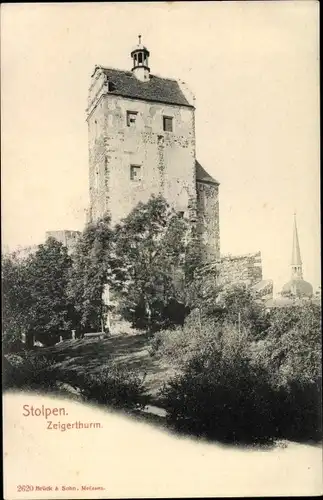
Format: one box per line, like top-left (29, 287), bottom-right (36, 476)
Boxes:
top-left (45, 230), bottom-right (81, 254)
top-left (86, 36), bottom-right (220, 261)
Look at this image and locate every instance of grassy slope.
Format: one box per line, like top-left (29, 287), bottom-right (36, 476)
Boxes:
top-left (41, 331), bottom-right (177, 403)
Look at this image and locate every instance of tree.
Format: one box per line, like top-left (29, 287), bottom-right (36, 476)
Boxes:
top-left (186, 267), bottom-right (269, 338)
top-left (2, 239), bottom-right (75, 348)
top-left (185, 260), bottom-right (221, 316)
top-left (160, 301), bottom-right (322, 443)
top-left (261, 302), bottom-right (321, 385)
top-left (68, 215), bottom-right (126, 332)
top-left (217, 283), bottom-right (269, 337)
top-left (25, 237), bottom-right (75, 345)
top-left (2, 253), bottom-right (31, 351)
top-left (160, 322), bottom-right (277, 443)
top-left (114, 195), bottom-right (196, 329)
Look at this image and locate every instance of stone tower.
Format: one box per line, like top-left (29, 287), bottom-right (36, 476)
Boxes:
top-left (86, 37), bottom-right (220, 259)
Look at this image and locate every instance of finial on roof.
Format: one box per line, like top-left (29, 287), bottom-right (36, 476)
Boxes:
top-left (131, 35), bottom-right (150, 81)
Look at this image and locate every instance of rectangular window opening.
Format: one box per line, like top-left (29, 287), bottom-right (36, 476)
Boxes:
top-left (163, 116), bottom-right (173, 132)
top-left (130, 165), bottom-right (142, 181)
top-left (127, 111), bottom-right (138, 127)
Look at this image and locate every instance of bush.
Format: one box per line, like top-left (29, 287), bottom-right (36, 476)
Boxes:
top-left (150, 311), bottom-right (224, 368)
top-left (160, 338), bottom-right (277, 444)
top-left (2, 330), bottom-right (24, 354)
top-left (159, 316), bottom-right (322, 444)
top-left (3, 353), bottom-right (58, 391)
top-left (279, 379), bottom-right (321, 441)
top-left (149, 326), bottom-right (193, 365)
top-left (78, 367), bottom-right (148, 411)
top-left (4, 353), bottom-right (148, 414)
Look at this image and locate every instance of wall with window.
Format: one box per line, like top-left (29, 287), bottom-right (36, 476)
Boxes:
top-left (89, 94), bottom-right (197, 225)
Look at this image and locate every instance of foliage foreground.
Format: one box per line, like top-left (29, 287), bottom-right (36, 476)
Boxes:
top-left (2, 196), bottom-right (322, 445)
top-left (4, 349), bottom-right (148, 412)
top-left (154, 301), bottom-right (322, 444)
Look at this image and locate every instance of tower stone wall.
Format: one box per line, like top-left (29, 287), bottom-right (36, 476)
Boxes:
top-left (196, 181), bottom-right (220, 260)
top-left (88, 93), bottom-right (196, 225)
top-left (87, 40), bottom-right (220, 260)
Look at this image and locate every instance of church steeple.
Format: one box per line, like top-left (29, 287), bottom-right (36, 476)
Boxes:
top-left (131, 35), bottom-right (150, 82)
top-left (281, 213), bottom-right (313, 298)
top-left (291, 213), bottom-right (303, 279)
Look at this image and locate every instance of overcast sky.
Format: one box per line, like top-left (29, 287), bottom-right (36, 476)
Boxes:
top-left (1, 1), bottom-right (320, 293)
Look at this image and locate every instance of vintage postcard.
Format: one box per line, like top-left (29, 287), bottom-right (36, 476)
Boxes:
top-left (2, 1), bottom-right (322, 498)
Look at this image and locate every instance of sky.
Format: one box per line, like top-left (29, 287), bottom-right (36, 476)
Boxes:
top-left (1, 1), bottom-right (320, 293)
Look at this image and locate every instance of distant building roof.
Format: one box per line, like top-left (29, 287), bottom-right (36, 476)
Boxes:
top-left (99, 67), bottom-right (193, 108)
top-left (281, 278), bottom-right (313, 298)
top-left (195, 160), bottom-right (219, 185)
top-left (251, 279), bottom-right (274, 301)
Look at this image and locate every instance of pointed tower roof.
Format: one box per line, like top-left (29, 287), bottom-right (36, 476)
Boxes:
top-left (291, 213), bottom-right (302, 266)
top-left (281, 214), bottom-right (313, 298)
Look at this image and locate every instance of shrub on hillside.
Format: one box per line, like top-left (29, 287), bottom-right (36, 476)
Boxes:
top-left (2, 331), bottom-right (24, 354)
top-left (160, 327), bottom-right (277, 443)
top-left (149, 326), bottom-right (193, 365)
top-left (273, 378), bottom-right (322, 442)
top-left (3, 353), bottom-right (58, 391)
top-left (78, 367), bottom-right (148, 411)
top-left (150, 311), bottom-right (224, 368)
top-left (160, 316), bottom-right (322, 443)
top-left (4, 352), bottom-right (149, 413)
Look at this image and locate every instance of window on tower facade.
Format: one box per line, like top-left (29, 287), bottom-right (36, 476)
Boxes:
top-left (130, 165), bottom-right (142, 181)
top-left (127, 111), bottom-right (138, 127)
top-left (163, 116), bottom-right (173, 132)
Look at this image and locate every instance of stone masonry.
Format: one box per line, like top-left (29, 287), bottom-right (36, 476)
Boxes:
top-left (197, 251), bottom-right (263, 288)
top-left (86, 39), bottom-right (220, 260)
top-left (45, 230), bottom-right (81, 254)
top-left (217, 252), bottom-right (263, 287)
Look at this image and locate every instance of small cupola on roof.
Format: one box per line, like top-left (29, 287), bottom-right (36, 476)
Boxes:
top-left (131, 35), bottom-right (150, 82)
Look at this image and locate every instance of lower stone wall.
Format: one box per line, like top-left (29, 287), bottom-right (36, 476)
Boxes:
top-left (196, 251), bottom-right (263, 288)
top-left (218, 251), bottom-right (263, 287)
